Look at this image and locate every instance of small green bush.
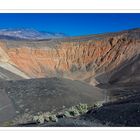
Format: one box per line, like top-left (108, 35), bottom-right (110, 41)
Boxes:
top-left (13, 113), bottom-right (33, 125)
top-left (63, 111), bottom-right (72, 117)
top-left (63, 103), bottom-right (89, 117)
top-left (13, 103), bottom-right (103, 125)
top-left (38, 115), bottom-right (45, 124)
top-left (75, 103), bottom-right (88, 114)
top-left (68, 106), bottom-right (80, 117)
top-left (49, 115), bottom-right (58, 122)
top-left (94, 102), bottom-right (103, 108)
top-left (33, 112), bottom-right (58, 124)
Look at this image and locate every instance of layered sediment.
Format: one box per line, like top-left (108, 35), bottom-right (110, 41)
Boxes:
top-left (0, 28), bottom-right (139, 84)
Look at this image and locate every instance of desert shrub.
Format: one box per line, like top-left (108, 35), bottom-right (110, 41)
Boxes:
top-left (9, 102), bottom-right (104, 126)
top-left (63, 103), bottom-right (89, 117)
top-left (49, 115), bottom-right (58, 122)
top-left (94, 102), bottom-right (103, 108)
top-left (75, 103), bottom-right (88, 114)
top-left (63, 111), bottom-right (72, 117)
top-left (33, 115), bottom-right (39, 122)
top-left (68, 106), bottom-right (80, 116)
top-left (13, 113), bottom-right (33, 125)
top-left (40, 112), bottom-right (51, 122)
top-left (37, 115), bottom-right (45, 124)
top-left (33, 112), bottom-right (58, 124)
top-left (13, 103), bottom-right (102, 125)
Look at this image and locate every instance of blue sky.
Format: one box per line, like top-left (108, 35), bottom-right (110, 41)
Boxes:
top-left (0, 13), bottom-right (140, 36)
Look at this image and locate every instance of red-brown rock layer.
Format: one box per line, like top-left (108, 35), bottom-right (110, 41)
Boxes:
top-left (0, 29), bottom-right (140, 84)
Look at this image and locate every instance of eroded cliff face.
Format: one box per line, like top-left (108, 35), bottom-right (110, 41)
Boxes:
top-left (0, 29), bottom-right (140, 84)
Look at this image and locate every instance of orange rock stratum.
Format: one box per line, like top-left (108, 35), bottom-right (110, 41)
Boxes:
top-left (0, 28), bottom-right (140, 84)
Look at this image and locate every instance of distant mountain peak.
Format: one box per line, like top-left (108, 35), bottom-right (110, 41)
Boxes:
top-left (0, 28), bottom-right (67, 40)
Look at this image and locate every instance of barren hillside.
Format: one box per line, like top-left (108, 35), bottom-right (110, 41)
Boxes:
top-left (0, 28), bottom-right (139, 85)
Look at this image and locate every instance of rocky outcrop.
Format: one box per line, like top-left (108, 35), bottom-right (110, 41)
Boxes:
top-left (0, 28), bottom-right (140, 84)
top-left (0, 42), bottom-right (29, 80)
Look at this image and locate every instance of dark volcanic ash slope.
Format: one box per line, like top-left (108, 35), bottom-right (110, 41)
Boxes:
top-left (0, 77), bottom-right (105, 124)
top-left (84, 90), bottom-right (140, 126)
